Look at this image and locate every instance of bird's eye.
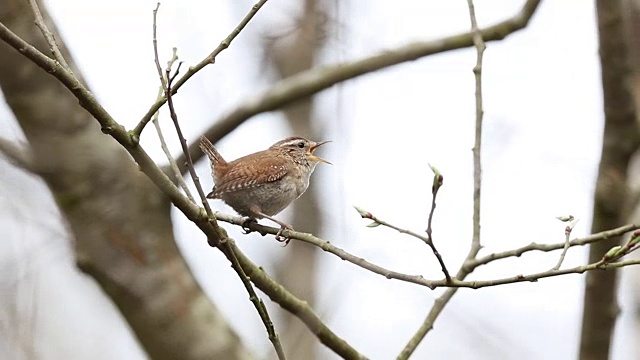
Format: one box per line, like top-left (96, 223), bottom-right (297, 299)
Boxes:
top-left (297, 142), bottom-right (305, 148)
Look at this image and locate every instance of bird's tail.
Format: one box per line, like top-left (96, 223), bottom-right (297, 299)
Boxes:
top-left (199, 136), bottom-right (227, 167)
top-left (199, 137), bottom-right (227, 198)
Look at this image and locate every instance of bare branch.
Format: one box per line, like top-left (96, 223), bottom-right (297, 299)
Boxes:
top-left (352, 188), bottom-right (451, 282)
top-left (133, 0), bottom-right (270, 137)
top-left (26, 0), bottom-right (69, 69)
top-left (470, 223), bottom-right (640, 268)
top-left (425, 165), bottom-right (450, 281)
top-left (552, 218), bottom-right (579, 270)
top-left (216, 211), bottom-right (640, 289)
top-left (165, 61), bottom-right (221, 234)
top-left (399, 0), bottom-right (487, 356)
top-left (151, 7), bottom-right (284, 356)
top-left (217, 211), bottom-right (439, 290)
top-left (150, 51), bottom-right (195, 202)
top-left (178, 0), bottom-right (542, 171)
top-left (468, 0), bottom-right (486, 254)
top-left (0, 17), bottom-right (364, 360)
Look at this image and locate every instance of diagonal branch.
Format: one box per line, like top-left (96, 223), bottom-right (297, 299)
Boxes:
top-left (0, 18), bottom-right (365, 360)
top-left (469, 223), bottom-right (640, 268)
top-left (399, 0), bottom-right (487, 357)
top-left (177, 0), bottom-right (542, 172)
top-left (216, 211), bottom-right (640, 289)
top-left (133, 0), bottom-right (270, 137)
top-left (26, 0), bottom-right (69, 69)
top-left (163, 61), bottom-right (285, 359)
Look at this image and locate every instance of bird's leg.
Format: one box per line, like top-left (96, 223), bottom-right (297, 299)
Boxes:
top-left (257, 212), bottom-right (294, 244)
top-left (240, 217), bottom-right (258, 234)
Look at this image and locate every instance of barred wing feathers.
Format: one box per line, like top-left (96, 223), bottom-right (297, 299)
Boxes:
top-left (209, 151), bottom-right (289, 198)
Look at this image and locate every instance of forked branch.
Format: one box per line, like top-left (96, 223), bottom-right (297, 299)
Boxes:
top-left (176, 0), bottom-right (543, 171)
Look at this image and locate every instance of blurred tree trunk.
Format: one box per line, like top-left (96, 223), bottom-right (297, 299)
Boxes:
top-left (263, 0), bottom-right (327, 359)
top-left (0, 1), bottom-right (250, 359)
top-left (622, 0), bottom-right (640, 358)
top-left (579, 0), bottom-right (640, 359)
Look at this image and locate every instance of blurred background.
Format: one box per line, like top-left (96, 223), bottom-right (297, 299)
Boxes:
top-left (1, 0), bottom-right (639, 359)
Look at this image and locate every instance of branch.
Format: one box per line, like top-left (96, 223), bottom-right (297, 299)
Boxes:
top-left (133, 0), bottom-right (270, 137)
top-left (0, 19), bottom-right (365, 360)
top-left (155, 25), bottom-right (220, 235)
top-left (230, 240), bottom-right (368, 360)
top-left (353, 166), bottom-right (452, 284)
top-left (166, 62), bottom-right (287, 359)
top-left (424, 165), bottom-right (450, 281)
top-left (150, 44), bottom-right (195, 202)
top-left (552, 216), bottom-right (578, 270)
top-left (151, 6), bottom-right (284, 355)
top-left (216, 211), bottom-right (640, 289)
top-left (399, 0), bottom-right (487, 356)
top-left (469, 223), bottom-right (640, 268)
top-left (216, 211), bottom-right (439, 290)
top-left (26, 0), bottom-right (69, 69)
top-left (177, 0), bottom-right (542, 171)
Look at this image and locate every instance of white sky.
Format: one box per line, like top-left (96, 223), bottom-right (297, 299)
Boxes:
top-left (1, 0), bottom-right (638, 359)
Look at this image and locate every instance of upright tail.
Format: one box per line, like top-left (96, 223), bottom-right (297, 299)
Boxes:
top-left (199, 137), bottom-right (228, 193)
top-left (199, 136), bottom-right (226, 166)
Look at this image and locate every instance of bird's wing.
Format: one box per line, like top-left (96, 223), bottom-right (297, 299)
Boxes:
top-left (211, 152), bottom-right (289, 197)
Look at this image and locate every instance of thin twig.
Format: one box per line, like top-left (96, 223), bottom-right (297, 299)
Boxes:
top-left (218, 211), bottom-right (439, 290)
top-left (355, 202), bottom-right (450, 281)
top-left (133, 0), bottom-right (270, 137)
top-left (469, 223), bottom-right (639, 268)
top-left (601, 230), bottom-right (640, 264)
top-left (152, 10), bottom-right (218, 231)
top-left (216, 211), bottom-right (640, 289)
top-left (448, 258), bottom-right (640, 289)
top-left (26, 0), bottom-right (69, 69)
top-left (151, 85), bottom-right (195, 202)
top-left (158, 24), bottom-right (285, 360)
top-left (553, 218), bottom-right (578, 270)
top-left (165, 65), bottom-right (285, 359)
top-left (150, 6), bottom-right (283, 357)
top-left (175, 0), bottom-right (543, 172)
top-left (3, 13), bottom-right (638, 356)
top-left (152, 3), bottom-right (168, 92)
top-left (398, 1), bottom-right (486, 358)
top-left (150, 7), bottom-right (194, 202)
top-left (425, 166), bottom-right (450, 281)
top-left (0, 22), bottom-right (363, 358)
top-left (469, 0), bottom-right (485, 256)
top-left (163, 64), bottom-right (218, 229)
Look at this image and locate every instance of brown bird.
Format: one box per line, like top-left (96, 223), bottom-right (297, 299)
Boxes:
top-left (199, 136), bottom-right (330, 241)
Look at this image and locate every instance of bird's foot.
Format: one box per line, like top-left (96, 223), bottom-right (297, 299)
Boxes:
top-left (240, 217), bottom-right (258, 234)
top-left (275, 224), bottom-right (294, 246)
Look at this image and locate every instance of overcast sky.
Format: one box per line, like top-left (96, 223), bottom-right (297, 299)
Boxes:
top-left (1, 0), bottom-right (638, 359)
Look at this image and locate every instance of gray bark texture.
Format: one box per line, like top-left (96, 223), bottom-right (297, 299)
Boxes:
top-left (579, 0), bottom-right (640, 359)
top-left (0, 1), bottom-right (250, 359)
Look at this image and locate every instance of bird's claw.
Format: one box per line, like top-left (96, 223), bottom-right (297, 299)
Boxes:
top-left (241, 217), bottom-right (257, 234)
top-left (275, 225), bottom-right (294, 246)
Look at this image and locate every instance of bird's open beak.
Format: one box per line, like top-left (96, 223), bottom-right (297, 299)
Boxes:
top-left (309, 141), bottom-right (332, 164)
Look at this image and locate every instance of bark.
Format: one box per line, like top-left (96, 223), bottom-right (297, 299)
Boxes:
top-left (621, 0), bottom-right (640, 358)
top-left (264, 1), bottom-right (327, 359)
top-left (579, 0), bottom-right (640, 359)
top-left (0, 1), bottom-right (250, 359)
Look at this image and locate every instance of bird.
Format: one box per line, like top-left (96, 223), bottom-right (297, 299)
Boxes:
top-left (199, 135), bottom-right (330, 242)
